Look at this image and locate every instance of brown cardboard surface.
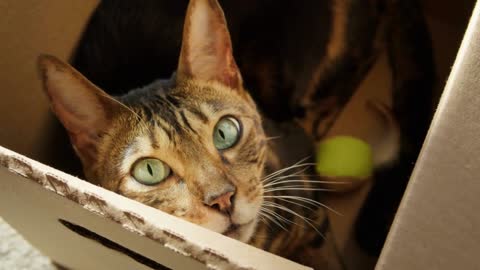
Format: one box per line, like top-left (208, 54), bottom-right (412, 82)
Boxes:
top-left (0, 146), bottom-right (311, 269)
top-left (377, 2), bottom-right (480, 269)
top-left (0, 0), bottom-right (99, 161)
top-left (0, 168), bottom-right (200, 270)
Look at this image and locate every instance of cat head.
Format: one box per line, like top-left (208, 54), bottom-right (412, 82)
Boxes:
top-left (38, 0), bottom-right (267, 242)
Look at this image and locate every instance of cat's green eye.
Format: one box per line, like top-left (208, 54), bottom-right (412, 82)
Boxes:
top-left (132, 158), bottom-right (171, 185)
top-left (213, 116), bottom-right (241, 150)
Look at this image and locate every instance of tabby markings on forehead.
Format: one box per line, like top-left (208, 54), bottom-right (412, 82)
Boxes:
top-left (148, 128), bottom-right (160, 149)
top-left (179, 110), bottom-right (198, 135)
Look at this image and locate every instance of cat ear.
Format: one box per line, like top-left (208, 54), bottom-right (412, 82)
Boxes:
top-left (37, 55), bottom-right (122, 164)
top-left (177, 0), bottom-right (242, 90)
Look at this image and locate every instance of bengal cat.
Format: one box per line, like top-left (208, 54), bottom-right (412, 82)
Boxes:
top-left (38, 0), bottom-right (434, 268)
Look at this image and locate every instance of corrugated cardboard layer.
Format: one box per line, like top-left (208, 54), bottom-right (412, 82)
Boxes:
top-left (0, 146), bottom-right (311, 270)
top-left (377, 1), bottom-right (480, 269)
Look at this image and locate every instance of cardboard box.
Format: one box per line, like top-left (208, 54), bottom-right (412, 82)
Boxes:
top-left (0, 0), bottom-right (479, 269)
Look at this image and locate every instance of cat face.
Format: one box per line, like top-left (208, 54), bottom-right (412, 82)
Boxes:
top-left (114, 79), bottom-right (266, 242)
top-left (38, 0), bottom-right (267, 242)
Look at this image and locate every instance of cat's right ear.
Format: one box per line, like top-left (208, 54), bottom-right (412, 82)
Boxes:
top-left (37, 55), bottom-right (122, 165)
top-left (177, 0), bottom-right (242, 90)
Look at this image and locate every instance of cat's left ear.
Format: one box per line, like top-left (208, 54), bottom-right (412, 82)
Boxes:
top-left (177, 0), bottom-right (242, 90)
top-left (37, 55), bottom-right (124, 166)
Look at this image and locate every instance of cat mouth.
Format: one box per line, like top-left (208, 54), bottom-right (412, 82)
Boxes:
top-left (223, 223), bottom-right (240, 235)
top-left (222, 219), bottom-right (254, 237)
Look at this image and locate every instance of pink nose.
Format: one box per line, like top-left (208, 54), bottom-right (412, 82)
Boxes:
top-left (208, 191), bottom-right (234, 212)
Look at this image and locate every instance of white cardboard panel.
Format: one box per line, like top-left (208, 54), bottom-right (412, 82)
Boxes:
top-left (0, 146), bottom-right (311, 270)
top-left (376, 1), bottom-right (480, 269)
top-left (0, 168), bottom-right (200, 270)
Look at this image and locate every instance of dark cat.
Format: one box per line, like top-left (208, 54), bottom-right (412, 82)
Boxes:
top-left (41, 0), bottom-right (434, 268)
top-left (73, 0), bottom-right (435, 256)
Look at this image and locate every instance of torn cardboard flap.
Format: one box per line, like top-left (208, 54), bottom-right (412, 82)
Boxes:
top-left (0, 145), bottom-right (311, 270)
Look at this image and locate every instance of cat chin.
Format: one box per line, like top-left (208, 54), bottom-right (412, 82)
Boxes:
top-left (224, 193), bottom-right (262, 242)
top-left (224, 218), bottom-right (258, 243)
top-left (201, 210), bottom-right (258, 243)
top-left (231, 195), bottom-right (262, 225)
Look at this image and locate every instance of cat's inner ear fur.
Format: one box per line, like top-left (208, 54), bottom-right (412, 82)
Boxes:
top-left (177, 0), bottom-right (242, 90)
top-left (38, 55), bottom-right (122, 165)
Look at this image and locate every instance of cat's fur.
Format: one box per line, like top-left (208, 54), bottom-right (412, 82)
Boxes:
top-left (39, 0), bottom-right (434, 268)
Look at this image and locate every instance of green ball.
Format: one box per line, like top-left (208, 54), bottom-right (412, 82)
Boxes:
top-left (315, 136), bottom-right (373, 179)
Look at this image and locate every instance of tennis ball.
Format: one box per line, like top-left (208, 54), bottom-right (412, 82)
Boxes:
top-left (315, 136), bottom-right (373, 179)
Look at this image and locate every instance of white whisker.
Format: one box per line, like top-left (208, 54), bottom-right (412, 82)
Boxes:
top-left (102, 93), bottom-right (150, 130)
top-left (264, 195), bottom-right (342, 216)
top-left (261, 208), bottom-right (293, 226)
top-left (259, 209), bottom-right (289, 231)
top-left (264, 187), bottom-right (338, 193)
top-left (265, 136), bottom-right (282, 141)
top-left (262, 158), bottom-right (314, 183)
top-left (257, 216), bottom-right (272, 229)
top-left (262, 157), bottom-right (310, 179)
top-left (263, 168), bottom-right (310, 185)
top-left (264, 179), bottom-right (352, 188)
top-left (263, 201), bottom-right (325, 238)
top-left (273, 197), bottom-right (316, 211)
